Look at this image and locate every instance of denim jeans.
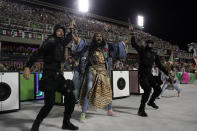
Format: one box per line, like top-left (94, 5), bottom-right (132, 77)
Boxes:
top-left (161, 76), bottom-right (181, 95)
top-left (73, 71), bottom-right (84, 101)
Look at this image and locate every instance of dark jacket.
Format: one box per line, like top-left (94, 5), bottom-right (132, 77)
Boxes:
top-left (131, 36), bottom-right (168, 76)
top-left (25, 32), bottom-right (72, 71)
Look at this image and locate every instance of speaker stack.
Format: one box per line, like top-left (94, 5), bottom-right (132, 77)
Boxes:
top-left (129, 70), bottom-right (144, 94)
top-left (0, 72), bottom-right (20, 113)
top-left (112, 71), bottom-right (130, 99)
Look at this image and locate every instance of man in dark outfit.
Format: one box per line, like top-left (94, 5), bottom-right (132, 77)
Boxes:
top-left (131, 35), bottom-right (168, 117)
top-left (23, 22), bottom-right (78, 131)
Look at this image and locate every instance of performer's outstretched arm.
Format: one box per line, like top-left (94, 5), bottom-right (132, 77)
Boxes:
top-left (108, 31), bottom-right (131, 59)
top-left (130, 35), bottom-right (143, 53)
top-left (71, 36), bottom-right (89, 53)
top-left (108, 41), bottom-right (127, 60)
top-left (70, 20), bottom-right (89, 53)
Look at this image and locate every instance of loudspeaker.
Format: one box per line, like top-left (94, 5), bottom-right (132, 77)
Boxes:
top-left (0, 72), bottom-right (20, 113)
top-left (112, 71), bottom-right (130, 98)
top-left (129, 70), bottom-right (138, 94)
top-left (129, 70), bottom-right (144, 94)
top-left (55, 71), bottom-right (74, 104)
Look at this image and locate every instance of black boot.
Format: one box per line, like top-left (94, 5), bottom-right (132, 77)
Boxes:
top-left (62, 114), bottom-right (78, 130)
top-left (62, 120), bottom-right (79, 130)
top-left (30, 119), bottom-right (41, 131)
top-left (138, 110), bottom-right (148, 117)
top-left (148, 102), bottom-right (159, 109)
top-left (138, 104), bottom-right (148, 117)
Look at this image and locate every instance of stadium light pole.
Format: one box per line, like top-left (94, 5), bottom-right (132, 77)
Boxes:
top-left (78, 0), bottom-right (89, 13)
top-left (137, 15), bottom-right (144, 29)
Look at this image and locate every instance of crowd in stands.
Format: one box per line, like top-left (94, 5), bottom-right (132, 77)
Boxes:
top-left (0, 0), bottom-right (161, 43)
top-left (1, 43), bottom-right (39, 56)
top-left (1, 0), bottom-right (192, 61)
top-left (0, 0), bottom-right (189, 54)
top-left (0, 61), bottom-right (24, 71)
top-left (0, 61), bottom-right (43, 72)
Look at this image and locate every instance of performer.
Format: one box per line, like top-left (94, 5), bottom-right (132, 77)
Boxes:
top-left (71, 22), bottom-right (128, 122)
top-left (23, 22), bottom-right (78, 131)
top-left (160, 62), bottom-right (181, 97)
top-left (130, 28), bottom-right (169, 117)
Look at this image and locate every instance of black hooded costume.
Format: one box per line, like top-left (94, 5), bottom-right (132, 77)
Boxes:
top-left (25, 24), bottom-right (78, 130)
top-left (131, 36), bottom-right (168, 117)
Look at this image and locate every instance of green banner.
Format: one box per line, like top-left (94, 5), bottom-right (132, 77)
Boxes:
top-left (20, 74), bottom-right (35, 101)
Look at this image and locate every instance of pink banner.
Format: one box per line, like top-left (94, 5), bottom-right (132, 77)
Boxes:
top-left (181, 72), bottom-right (190, 84)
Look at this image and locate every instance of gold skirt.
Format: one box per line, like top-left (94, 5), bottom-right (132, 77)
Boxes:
top-left (79, 64), bottom-right (112, 109)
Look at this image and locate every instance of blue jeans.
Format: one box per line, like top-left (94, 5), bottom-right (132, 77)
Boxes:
top-left (73, 71), bottom-right (84, 101)
top-left (82, 71), bottom-right (112, 113)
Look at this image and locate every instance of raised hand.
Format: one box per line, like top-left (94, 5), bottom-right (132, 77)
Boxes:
top-left (129, 25), bottom-right (134, 32)
top-left (23, 67), bottom-right (30, 80)
top-left (69, 19), bottom-right (76, 29)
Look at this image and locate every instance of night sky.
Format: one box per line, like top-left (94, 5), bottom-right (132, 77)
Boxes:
top-left (40, 0), bottom-right (196, 50)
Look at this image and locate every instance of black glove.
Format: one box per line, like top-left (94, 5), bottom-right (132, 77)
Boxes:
top-left (39, 76), bottom-right (48, 92)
